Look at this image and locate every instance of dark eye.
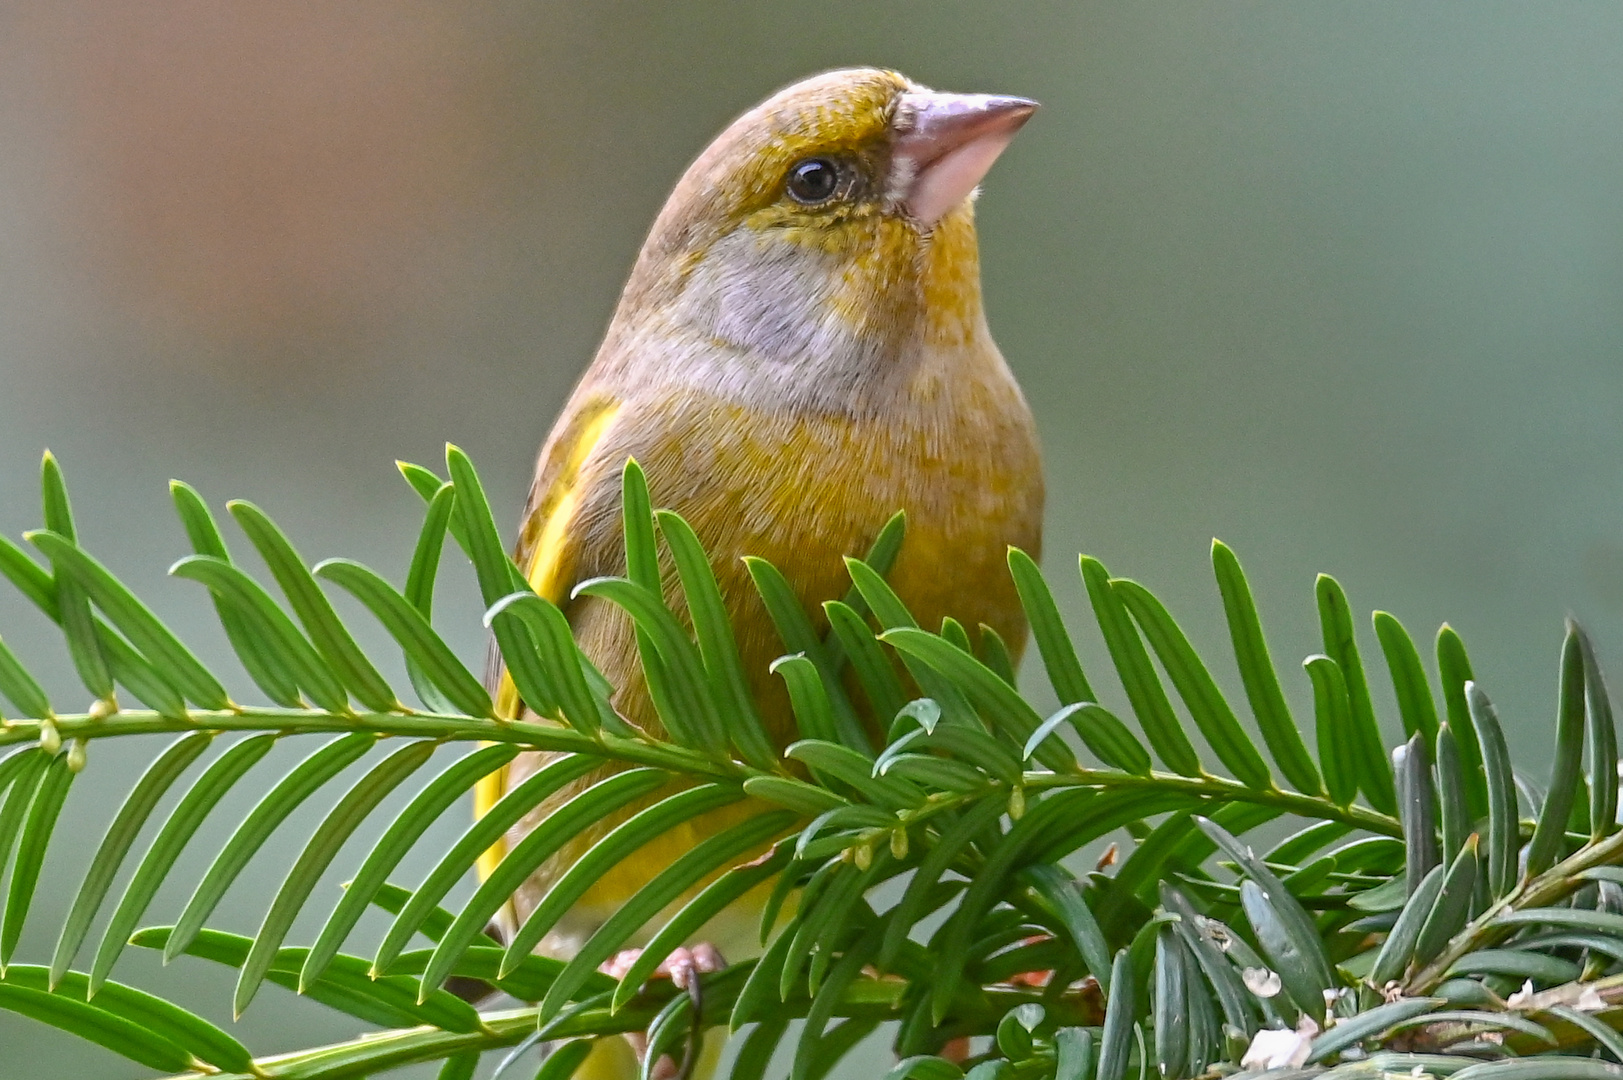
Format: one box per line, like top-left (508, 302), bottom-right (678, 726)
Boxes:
top-left (786, 157), bottom-right (841, 204)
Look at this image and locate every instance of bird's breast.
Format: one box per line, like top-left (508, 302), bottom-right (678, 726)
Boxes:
top-left (625, 353), bottom-right (1044, 706)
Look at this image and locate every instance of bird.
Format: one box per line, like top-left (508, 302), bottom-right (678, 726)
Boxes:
top-left (475, 67), bottom-right (1044, 1076)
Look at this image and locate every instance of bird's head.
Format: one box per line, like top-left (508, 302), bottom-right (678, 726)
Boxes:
top-left (614, 69), bottom-right (1036, 396)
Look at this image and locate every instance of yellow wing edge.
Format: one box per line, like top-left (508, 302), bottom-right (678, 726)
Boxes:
top-left (474, 401), bottom-right (622, 888)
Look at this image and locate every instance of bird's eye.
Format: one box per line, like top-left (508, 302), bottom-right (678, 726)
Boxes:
top-left (786, 158), bottom-right (842, 205)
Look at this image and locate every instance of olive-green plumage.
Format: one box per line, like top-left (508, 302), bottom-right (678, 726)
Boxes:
top-left (478, 66), bottom-right (1043, 1074)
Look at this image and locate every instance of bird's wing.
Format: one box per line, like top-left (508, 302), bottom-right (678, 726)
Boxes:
top-left (474, 395), bottom-right (622, 882)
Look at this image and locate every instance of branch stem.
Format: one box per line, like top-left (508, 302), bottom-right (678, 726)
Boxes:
top-left (0, 709), bottom-right (740, 778)
top-left (0, 712), bottom-right (1400, 836)
top-left (1019, 769), bottom-right (1401, 837)
top-left (156, 976), bottom-right (1077, 1079)
top-left (1410, 823), bottom-right (1623, 990)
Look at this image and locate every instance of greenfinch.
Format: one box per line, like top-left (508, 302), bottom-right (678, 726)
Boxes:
top-left (477, 67), bottom-right (1043, 1073)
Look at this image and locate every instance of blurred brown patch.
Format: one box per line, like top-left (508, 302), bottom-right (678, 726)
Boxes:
top-left (11, 2), bottom-right (509, 353)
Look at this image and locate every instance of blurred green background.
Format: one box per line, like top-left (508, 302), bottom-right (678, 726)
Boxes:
top-left (3, 3), bottom-right (1623, 1076)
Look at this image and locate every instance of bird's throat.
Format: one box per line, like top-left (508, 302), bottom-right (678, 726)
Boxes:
top-left (916, 203), bottom-right (987, 349)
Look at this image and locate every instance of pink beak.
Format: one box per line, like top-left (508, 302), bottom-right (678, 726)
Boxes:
top-left (888, 91), bottom-right (1038, 226)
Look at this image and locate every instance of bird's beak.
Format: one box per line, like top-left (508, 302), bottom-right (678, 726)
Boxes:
top-left (888, 91), bottom-right (1038, 226)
